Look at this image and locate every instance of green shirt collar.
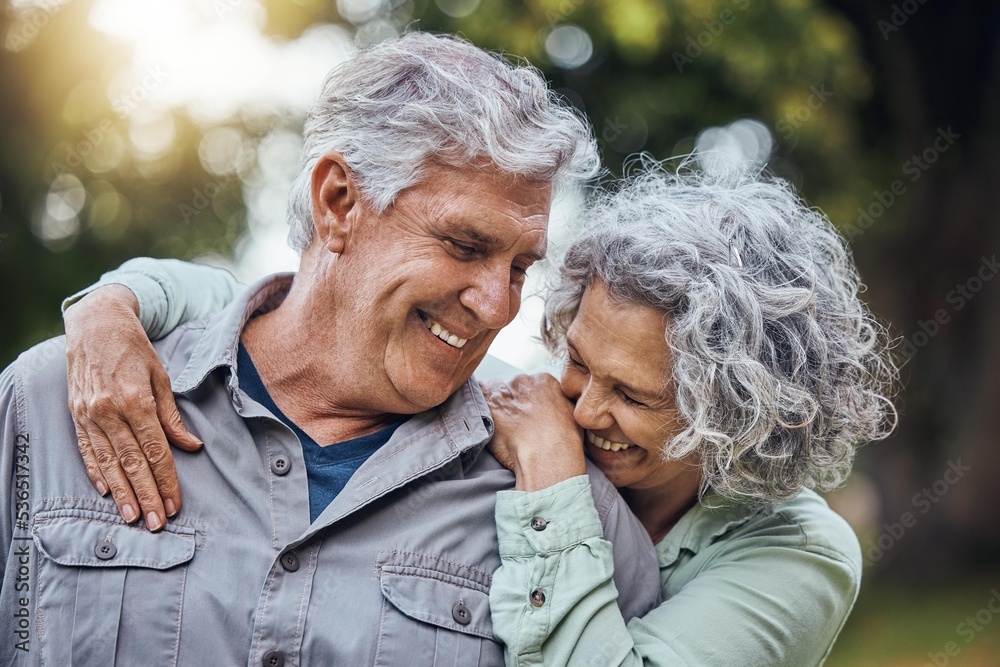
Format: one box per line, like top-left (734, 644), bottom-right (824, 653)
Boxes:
top-left (657, 492), bottom-right (767, 567)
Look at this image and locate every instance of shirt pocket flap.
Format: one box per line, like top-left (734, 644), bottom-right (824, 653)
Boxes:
top-left (379, 566), bottom-right (494, 640)
top-left (33, 514), bottom-right (196, 569)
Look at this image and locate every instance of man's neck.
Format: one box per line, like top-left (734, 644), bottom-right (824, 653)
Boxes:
top-left (240, 296), bottom-right (399, 444)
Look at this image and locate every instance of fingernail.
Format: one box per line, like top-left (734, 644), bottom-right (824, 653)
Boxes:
top-left (164, 498), bottom-right (177, 517)
top-left (122, 504), bottom-right (137, 523)
top-left (96, 480), bottom-right (108, 496)
top-left (146, 511), bottom-right (162, 531)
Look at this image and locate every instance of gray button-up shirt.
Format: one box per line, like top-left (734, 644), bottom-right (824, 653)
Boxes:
top-left (1, 275), bottom-right (661, 667)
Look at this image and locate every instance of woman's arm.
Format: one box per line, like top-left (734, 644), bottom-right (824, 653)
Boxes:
top-left (492, 479), bottom-right (860, 667)
top-left (490, 477), bottom-right (632, 667)
top-left (62, 257), bottom-right (244, 340)
top-left (483, 376), bottom-right (861, 667)
top-left (482, 375), bottom-right (635, 665)
top-left (63, 258), bottom-right (244, 530)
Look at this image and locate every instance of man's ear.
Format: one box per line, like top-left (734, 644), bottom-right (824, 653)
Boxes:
top-left (310, 152), bottom-right (359, 254)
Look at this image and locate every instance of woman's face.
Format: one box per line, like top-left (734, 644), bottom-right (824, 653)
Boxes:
top-left (561, 281), bottom-right (700, 493)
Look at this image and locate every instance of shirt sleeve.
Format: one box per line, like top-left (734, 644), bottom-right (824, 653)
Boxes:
top-left (490, 475), bottom-right (642, 667)
top-left (489, 477), bottom-right (861, 667)
top-left (0, 361), bottom-right (21, 567)
top-left (61, 257), bottom-right (245, 340)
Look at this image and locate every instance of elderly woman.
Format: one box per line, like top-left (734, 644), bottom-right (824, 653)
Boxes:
top-left (60, 161), bottom-right (894, 665)
top-left (481, 163), bottom-right (896, 666)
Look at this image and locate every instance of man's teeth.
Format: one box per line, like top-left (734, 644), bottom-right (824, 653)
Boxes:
top-left (421, 315), bottom-right (468, 349)
top-left (586, 431), bottom-right (633, 452)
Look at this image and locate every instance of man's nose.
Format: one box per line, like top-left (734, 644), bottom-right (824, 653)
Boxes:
top-left (460, 266), bottom-right (514, 330)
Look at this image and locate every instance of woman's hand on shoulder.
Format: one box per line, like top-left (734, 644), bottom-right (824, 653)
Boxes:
top-left (65, 285), bottom-right (203, 531)
top-left (480, 373), bottom-right (586, 492)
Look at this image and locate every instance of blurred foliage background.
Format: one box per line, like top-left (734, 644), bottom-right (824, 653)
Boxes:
top-left (1, 0), bottom-right (998, 663)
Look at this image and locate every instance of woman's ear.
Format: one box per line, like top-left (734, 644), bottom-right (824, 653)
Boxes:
top-left (310, 152), bottom-right (359, 254)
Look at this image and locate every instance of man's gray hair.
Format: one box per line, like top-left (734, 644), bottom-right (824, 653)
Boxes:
top-left (286, 32), bottom-right (600, 252)
top-left (543, 159), bottom-right (898, 505)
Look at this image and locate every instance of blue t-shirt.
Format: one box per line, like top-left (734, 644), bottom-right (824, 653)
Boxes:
top-left (237, 343), bottom-right (405, 522)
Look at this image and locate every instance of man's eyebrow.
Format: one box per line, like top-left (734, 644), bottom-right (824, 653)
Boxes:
top-left (444, 226), bottom-right (499, 246)
top-left (442, 224), bottom-right (546, 261)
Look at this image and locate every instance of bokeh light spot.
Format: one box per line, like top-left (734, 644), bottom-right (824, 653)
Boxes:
top-left (337, 0), bottom-right (385, 25)
top-left (545, 25), bottom-right (593, 69)
top-left (435, 0), bottom-right (480, 19)
top-left (696, 118), bottom-right (774, 171)
top-left (199, 126), bottom-right (249, 177)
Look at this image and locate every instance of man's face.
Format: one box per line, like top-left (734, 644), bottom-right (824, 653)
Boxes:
top-left (326, 163), bottom-right (551, 414)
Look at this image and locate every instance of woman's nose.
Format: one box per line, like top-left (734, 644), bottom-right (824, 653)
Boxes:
top-left (572, 383), bottom-right (614, 431)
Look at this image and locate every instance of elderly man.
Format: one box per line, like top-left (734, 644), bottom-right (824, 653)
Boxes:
top-left (0, 33), bottom-right (659, 666)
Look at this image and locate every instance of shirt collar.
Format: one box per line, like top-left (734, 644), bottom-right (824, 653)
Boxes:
top-left (657, 492), bottom-right (767, 567)
top-left (291, 378), bottom-right (493, 544)
top-left (171, 273), bottom-right (293, 395)
top-left (286, 352), bottom-right (493, 537)
top-left (168, 270), bottom-right (495, 459)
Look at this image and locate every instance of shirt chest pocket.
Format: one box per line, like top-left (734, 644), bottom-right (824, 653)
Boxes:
top-left (375, 556), bottom-right (502, 667)
top-left (32, 510), bottom-right (196, 667)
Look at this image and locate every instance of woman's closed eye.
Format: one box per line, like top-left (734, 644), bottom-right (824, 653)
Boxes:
top-left (567, 356), bottom-right (648, 408)
top-left (618, 390), bottom-right (647, 408)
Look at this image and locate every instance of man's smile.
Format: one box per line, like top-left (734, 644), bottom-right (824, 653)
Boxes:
top-left (417, 310), bottom-right (470, 349)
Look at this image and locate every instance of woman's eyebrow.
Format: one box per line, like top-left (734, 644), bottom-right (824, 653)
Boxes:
top-left (616, 380), bottom-right (664, 402)
top-left (567, 338), bottom-right (662, 401)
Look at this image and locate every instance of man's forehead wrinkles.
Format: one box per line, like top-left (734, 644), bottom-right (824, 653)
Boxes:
top-left (511, 227), bottom-right (548, 262)
top-left (441, 220), bottom-right (547, 258)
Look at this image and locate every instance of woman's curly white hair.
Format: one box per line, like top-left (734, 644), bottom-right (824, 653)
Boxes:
top-left (543, 158), bottom-right (898, 505)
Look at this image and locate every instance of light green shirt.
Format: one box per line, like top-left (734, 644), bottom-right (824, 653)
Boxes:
top-left (62, 258), bottom-right (244, 340)
top-left (492, 476), bottom-right (862, 666)
top-left (64, 257), bottom-right (863, 666)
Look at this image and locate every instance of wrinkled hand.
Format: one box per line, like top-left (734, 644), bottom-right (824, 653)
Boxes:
top-left (480, 374), bottom-right (586, 492)
top-left (64, 285), bottom-right (202, 531)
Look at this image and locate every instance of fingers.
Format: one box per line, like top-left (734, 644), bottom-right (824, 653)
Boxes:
top-left (101, 415), bottom-right (167, 531)
top-left (478, 378), bottom-right (503, 397)
top-left (152, 369), bottom-right (202, 453)
top-left (74, 423), bottom-right (110, 497)
top-left (84, 387), bottom-right (170, 531)
top-left (149, 372), bottom-right (199, 518)
top-left (131, 410), bottom-right (182, 520)
top-left (84, 417), bottom-right (141, 525)
top-left (63, 285), bottom-right (198, 530)
top-left (480, 378), bottom-right (514, 398)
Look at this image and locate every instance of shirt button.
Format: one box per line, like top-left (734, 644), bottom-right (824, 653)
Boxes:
top-left (280, 551), bottom-right (300, 572)
top-left (529, 516), bottom-right (548, 531)
top-left (530, 588), bottom-right (546, 607)
top-left (270, 455), bottom-right (291, 476)
top-left (94, 540), bottom-right (117, 560)
top-left (261, 650), bottom-right (284, 667)
top-left (452, 600), bottom-right (471, 625)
